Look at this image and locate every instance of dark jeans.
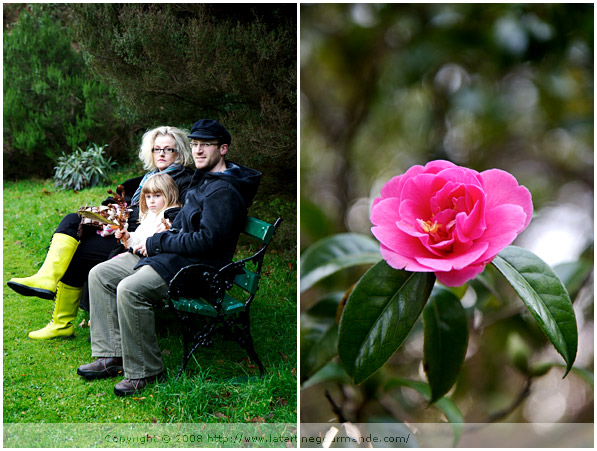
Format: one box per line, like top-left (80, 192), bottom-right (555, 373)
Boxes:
top-left (55, 213), bottom-right (119, 310)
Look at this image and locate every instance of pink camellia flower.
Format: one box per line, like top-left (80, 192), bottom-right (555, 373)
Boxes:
top-left (370, 160), bottom-right (533, 287)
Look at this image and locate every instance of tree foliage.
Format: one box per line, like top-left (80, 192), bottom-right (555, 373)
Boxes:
top-left (69, 4), bottom-right (297, 196)
top-left (3, 4), bottom-right (128, 179)
top-left (301, 3), bottom-right (593, 244)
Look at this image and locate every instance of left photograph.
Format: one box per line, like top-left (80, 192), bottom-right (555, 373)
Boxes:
top-left (4, 3), bottom-right (297, 447)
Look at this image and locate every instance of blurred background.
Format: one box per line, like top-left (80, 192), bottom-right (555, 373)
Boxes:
top-left (300, 4), bottom-right (593, 429)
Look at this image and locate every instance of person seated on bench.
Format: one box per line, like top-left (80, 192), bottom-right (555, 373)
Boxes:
top-left (7, 126), bottom-right (194, 340)
top-left (77, 119), bottom-right (262, 397)
top-left (113, 172), bottom-right (181, 252)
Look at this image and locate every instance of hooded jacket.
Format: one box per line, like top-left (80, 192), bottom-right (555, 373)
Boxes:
top-left (135, 161), bottom-right (261, 283)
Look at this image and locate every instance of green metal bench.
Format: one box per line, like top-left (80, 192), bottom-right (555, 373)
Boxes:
top-left (167, 216), bottom-right (282, 380)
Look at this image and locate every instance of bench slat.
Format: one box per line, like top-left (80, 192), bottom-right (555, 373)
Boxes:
top-left (243, 216), bottom-right (275, 244)
top-left (233, 268), bottom-right (260, 294)
top-left (172, 295), bottom-right (245, 317)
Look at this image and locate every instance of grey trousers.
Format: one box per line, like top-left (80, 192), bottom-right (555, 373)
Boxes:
top-left (88, 252), bottom-right (169, 379)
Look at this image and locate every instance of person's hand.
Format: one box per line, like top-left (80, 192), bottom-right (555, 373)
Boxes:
top-left (115, 230), bottom-right (130, 241)
top-left (133, 242), bottom-right (148, 257)
top-left (154, 220), bottom-right (171, 234)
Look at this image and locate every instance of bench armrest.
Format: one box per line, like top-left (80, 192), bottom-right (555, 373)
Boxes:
top-left (168, 261), bottom-right (245, 308)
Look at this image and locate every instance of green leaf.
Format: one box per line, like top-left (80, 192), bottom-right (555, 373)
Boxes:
top-left (338, 260), bottom-right (435, 384)
top-left (306, 324), bottom-right (339, 378)
top-left (491, 246), bottom-right (577, 375)
top-left (530, 362), bottom-right (594, 387)
top-left (300, 293), bottom-right (342, 381)
top-left (423, 287), bottom-right (469, 403)
top-left (384, 378), bottom-right (463, 447)
top-left (301, 361), bottom-right (352, 390)
top-left (300, 233), bottom-right (381, 292)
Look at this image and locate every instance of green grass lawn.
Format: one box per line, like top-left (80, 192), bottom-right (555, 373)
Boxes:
top-left (3, 173), bottom-right (297, 431)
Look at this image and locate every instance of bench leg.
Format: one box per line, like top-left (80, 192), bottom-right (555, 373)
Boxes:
top-left (173, 311), bottom-right (193, 381)
top-left (234, 312), bottom-right (265, 376)
top-left (244, 339), bottom-right (265, 377)
top-left (175, 319), bottom-right (217, 381)
top-left (176, 352), bottom-right (192, 381)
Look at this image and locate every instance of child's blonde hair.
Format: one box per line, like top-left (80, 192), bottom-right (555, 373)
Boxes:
top-left (139, 173), bottom-right (181, 219)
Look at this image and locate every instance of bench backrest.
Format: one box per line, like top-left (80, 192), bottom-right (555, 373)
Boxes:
top-left (231, 216), bottom-right (281, 297)
top-left (243, 216), bottom-right (277, 245)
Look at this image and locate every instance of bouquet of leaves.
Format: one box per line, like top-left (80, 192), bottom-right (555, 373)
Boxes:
top-left (78, 184), bottom-right (131, 247)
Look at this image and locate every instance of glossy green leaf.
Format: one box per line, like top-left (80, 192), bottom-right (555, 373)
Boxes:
top-left (300, 233), bottom-right (381, 292)
top-left (300, 293), bottom-right (342, 381)
top-left (338, 260), bottom-right (435, 384)
top-left (491, 246), bottom-right (577, 375)
top-left (303, 324), bottom-right (339, 381)
top-left (423, 287), bottom-right (469, 403)
top-left (301, 361), bottom-right (351, 390)
top-left (384, 378), bottom-right (463, 447)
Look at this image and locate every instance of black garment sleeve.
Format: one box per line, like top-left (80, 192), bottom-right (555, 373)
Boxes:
top-left (146, 186), bottom-right (245, 259)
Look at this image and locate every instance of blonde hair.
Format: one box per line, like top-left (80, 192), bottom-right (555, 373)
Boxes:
top-left (138, 126), bottom-right (193, 170)
top-left (139, 173), bottom-right (181, 219)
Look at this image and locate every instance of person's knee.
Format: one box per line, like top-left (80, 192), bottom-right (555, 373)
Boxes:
top-left (117, 273), bottom-right (166, 312)
top-left (88, 263), bottom-right (101, 287)
top-left (55, 213), bottom-right (83, 238)
top-left (89, 261), bottom-right (109, 288)
top-left (117, 277), bottom-right (149, 310)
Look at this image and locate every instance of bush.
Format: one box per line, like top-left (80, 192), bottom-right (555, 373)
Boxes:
top-left (68, 4), bottom-right (297, 197)
top-left (54, 143), bottom-right (116, 191)
top-left (3, 4), bottom-right (129, 179)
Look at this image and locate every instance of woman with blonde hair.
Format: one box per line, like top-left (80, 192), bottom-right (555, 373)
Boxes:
top-left (7, 126), bottom-right (194, 340)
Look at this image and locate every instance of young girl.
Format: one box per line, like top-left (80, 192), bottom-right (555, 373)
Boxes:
top-left (114, 172), bottom-right (181, 252)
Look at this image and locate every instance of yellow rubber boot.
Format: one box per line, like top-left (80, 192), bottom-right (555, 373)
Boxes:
top-left (28, 282), bottom-right (83, 340)
top-left (8, 233), bottom-right (79, 300)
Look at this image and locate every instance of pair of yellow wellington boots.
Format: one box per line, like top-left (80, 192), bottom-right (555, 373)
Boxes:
top-left (8, 233), bottom-right (83, 340)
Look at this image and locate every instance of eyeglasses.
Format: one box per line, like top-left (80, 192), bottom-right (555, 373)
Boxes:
top-left (151, 147), bottom-right (177, 154)
top-left (190, 142), bottom-right (218, 150)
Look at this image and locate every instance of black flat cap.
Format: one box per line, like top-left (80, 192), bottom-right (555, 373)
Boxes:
top-left (188, 119), bottom-right (231, 145)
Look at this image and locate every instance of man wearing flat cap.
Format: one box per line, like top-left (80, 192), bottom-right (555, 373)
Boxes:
top-left (77, 119), bottom-right (261, 396)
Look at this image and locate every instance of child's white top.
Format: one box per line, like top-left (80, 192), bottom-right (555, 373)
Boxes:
top-left (127, 210), bottom-right (166, 248)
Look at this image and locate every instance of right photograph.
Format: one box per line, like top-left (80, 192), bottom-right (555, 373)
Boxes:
top-left (300, 4), bottom-right (593, 448)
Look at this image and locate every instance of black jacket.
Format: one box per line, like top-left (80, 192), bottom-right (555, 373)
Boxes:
top-left (136, 161), bottom-right (261, 283)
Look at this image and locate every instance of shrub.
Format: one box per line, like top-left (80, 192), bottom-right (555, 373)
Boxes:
top-left (3, 4), bottom-right (128, 179)
top-left (68, 4), bottom-right (297, 197)
top-left (54, 143), bottom-right (116, 191)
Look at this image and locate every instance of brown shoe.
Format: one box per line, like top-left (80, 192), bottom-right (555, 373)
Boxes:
top-left (113, 373), bottom-right (163, 397)
top-left (77, 357), bottom-right (123, 380)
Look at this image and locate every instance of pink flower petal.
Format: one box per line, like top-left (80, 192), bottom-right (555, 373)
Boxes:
top-left (415, 240), bottom-right (488, 271)
top-left (477, 204), bottom-right (528, 261)
top-left (370, 197), bottom-right (403, 228)
top-left (435, 264), bottom-right (487, 287)
top-left (379, 244), bottom-right (435, 272)
top-left (372, 224), bottom-right (435, 259)
top-left (436, 166), bottom-right (482, 187)
top-left (480, 169), bottom-right (533, 228)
